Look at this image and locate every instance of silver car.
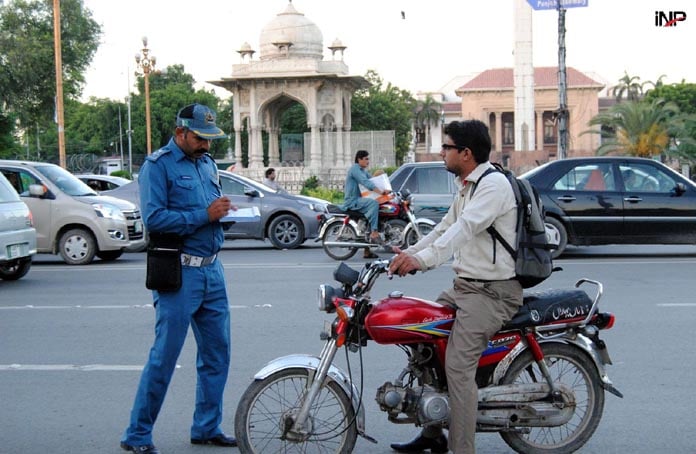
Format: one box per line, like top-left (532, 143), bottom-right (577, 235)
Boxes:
top-left (104, 171), bottom-right (329, 249)
top-left (0, 172), bottom-right (36, 280)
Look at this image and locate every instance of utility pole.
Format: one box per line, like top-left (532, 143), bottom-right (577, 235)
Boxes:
top-left (52, 0), bottom-right (66, 167)
top-left (556, 2), bottom-right (569, 160)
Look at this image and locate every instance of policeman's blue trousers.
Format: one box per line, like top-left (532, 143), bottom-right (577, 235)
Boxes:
top-left (122, 260), bottom-right (230, 446)
top-left (350, 197), bottom-right (379, 231)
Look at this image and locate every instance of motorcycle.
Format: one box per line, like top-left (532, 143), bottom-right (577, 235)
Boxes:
top-left (234, 259), bottom-right (622, 453)
top-left (318, 190), bottom-right (436, 260)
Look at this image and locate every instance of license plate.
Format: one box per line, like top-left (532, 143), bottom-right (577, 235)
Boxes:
top-left (134, 220), bottom-right (143, 233)
top-left (7, 243), bottom-right (21, 259)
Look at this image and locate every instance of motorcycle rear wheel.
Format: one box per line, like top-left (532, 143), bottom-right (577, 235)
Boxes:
top-left (235, 368), bottom-right (358, 454)
top-left (322, 221), bottom-right (359, 260)
top-left (500, 343), bottom-right (605, 453)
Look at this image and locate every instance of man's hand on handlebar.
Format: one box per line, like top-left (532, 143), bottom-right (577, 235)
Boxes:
top-left (389, 250), bottom-right (421, 277)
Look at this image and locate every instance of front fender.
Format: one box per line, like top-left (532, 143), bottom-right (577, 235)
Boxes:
top-left (403, 217), bottom-right (436, 239)
top-left (253, 354), bottom-right (367, 435)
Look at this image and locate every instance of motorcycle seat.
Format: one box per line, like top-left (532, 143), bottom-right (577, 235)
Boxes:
top-left (326, 204), bottom-right (367, 220)
top-left (502, 289), bottom-right (593, 330)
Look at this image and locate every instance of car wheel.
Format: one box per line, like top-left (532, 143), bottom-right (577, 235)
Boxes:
top-left (545, 216), bottom-right (568, 259)
top-left (0, 257), bottom-right (32, 280)
top-left (96, 250), bottom-right (123, 261)
top-left (59, 228), bottom-right (97, 265)
top-left (268, 214), bottom-right (304, 249)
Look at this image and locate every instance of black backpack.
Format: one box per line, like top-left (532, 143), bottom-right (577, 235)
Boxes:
top-left (472, 163), bottom-right (555, 289)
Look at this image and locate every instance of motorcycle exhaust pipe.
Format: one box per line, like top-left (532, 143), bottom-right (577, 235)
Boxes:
top-left (323, 241), bottom-right (374, 248)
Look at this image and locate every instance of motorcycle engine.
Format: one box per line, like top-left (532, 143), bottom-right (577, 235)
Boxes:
top-left (376, 382), bottom-right (449, 425)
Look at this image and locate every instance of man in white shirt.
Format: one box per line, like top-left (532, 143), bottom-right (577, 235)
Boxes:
top-left (263, 167), bottom-right (284, 192)
top-left (389, 120), bottom-right (523, 454)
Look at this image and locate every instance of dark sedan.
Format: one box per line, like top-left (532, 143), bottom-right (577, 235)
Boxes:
top-left (522, 157), bottom-right (696, 257)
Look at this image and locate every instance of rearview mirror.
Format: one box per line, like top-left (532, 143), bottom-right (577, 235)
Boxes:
top-left (244, 187), bottom-right (260, 197)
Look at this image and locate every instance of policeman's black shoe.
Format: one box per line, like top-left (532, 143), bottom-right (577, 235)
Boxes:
top-left (120, 442), bottom-right (160, 454)
top-left (390, 434), bottom-right (449, 453)
top-left (190, 433), bottom-right (238, 447)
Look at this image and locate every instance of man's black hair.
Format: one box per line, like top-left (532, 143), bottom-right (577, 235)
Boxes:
top-left (265, 168), bottom-right (275, 178)
top-left (444, 120), bottom-right (492, 164)
top-left (354, 149), bottom-right (369, 163)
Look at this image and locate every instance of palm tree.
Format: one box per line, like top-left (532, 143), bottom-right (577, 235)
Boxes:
top-left (611, 72), bottom-right (645, 102)
top-left (586, 98), bottom-right (683, 157)
top-left (414, 95), bottom-right (442, 153)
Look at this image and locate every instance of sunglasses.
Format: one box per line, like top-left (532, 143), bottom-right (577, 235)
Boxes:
top-left (441, 144), bottom-right (465, 151)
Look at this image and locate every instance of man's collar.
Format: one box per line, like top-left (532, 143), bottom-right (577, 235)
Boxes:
top-left (455, 162), bottom-right (493, 190)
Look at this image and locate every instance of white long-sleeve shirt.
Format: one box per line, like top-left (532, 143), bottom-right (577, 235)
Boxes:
top-left (406, 162), bottom-right (517, 280)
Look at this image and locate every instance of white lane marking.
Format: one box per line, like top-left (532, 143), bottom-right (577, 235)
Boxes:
top-left (0, 364), bottom-right (181, 371)
top-left (657, 303), bottom-right (696, 307)
top-left (0, 305), bottom-right (249, 310)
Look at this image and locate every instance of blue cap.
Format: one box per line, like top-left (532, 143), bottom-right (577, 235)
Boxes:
top-left (176, 104), bottom-right (226, 139)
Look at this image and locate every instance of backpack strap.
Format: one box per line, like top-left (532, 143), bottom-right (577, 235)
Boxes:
top-left (471, 165), bottom-right (515, 263)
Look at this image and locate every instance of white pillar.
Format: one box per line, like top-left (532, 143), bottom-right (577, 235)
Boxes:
top-left (514, 0), bottom-right (535, 152)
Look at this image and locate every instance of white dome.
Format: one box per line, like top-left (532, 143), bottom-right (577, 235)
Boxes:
top-left (259, 2), bottom-right (323, 61)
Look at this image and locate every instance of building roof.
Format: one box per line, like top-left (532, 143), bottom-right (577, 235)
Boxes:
top-left (456, 67), bottom-right (604, 92)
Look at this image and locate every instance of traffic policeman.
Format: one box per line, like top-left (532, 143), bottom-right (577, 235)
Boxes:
top-left (121, 104), bottom-right (237, 453)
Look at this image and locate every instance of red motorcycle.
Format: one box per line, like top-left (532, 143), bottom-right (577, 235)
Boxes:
top-left (318, 190), bottom-right (435, 260)
top-left (234, 260), bottom-right (622, 453)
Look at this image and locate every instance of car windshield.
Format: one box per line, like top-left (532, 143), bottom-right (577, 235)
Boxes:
top-left (35, 165), bottom-right (97, 196)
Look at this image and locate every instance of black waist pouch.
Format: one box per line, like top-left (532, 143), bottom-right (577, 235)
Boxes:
top-left (146, 232), bottom-right (183, 292)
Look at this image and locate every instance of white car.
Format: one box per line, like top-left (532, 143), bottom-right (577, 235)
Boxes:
top-left (0, 172), bottom-right (36, 279)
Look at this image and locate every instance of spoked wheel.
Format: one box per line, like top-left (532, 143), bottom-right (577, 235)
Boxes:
top-left (322, 221), bottom-right (359, 261)
top-left (383, 219), bottom-right (407, 248)
top-left (500, 343), bottom-right (605, 453)
top-left (404, 221), bottom-right (434, 247)
top-left (235, 368), bottom-right (358, 454)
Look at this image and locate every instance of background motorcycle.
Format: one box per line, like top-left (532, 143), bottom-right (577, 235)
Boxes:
top-left (319, 190), bottom-right (435, 260)
top-left (234, 260), bottom-right (622, 453)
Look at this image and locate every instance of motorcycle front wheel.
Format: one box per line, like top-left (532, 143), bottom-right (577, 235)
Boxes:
top-left (500, 343), bottom-right (605, 454)
top-left (322, 221), bottom-right (359, 261)
top-left (235, 368), bottom-right (358, 454)
top-left (404, 221), bottom-right (435, 247)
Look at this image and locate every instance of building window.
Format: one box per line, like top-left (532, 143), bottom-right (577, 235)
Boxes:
top-left (543, 112), bottom-right (557, 144)
top-left (502, 113), bottom-right (514, 145)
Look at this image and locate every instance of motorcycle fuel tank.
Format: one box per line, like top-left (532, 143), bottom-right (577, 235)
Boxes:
top-left (365, 294), bottom-right (455, 344)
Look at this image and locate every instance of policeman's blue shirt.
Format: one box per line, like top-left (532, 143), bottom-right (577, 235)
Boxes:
top-left (343, 163), bottom-right (376, 209)
top-left (140, 138), bottom-right (224, 257)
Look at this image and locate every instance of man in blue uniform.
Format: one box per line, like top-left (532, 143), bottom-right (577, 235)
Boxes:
top-left (120, 104), bottom-right (237, 453)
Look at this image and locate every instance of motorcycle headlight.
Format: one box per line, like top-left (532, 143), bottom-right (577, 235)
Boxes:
top-left (92, 203), bottom-right (125, 221)
top-left (317, 284), bottom-right (343, 313)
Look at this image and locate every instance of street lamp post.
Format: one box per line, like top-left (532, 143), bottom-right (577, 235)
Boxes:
top-left (135, 37), bottom-right (156, 155)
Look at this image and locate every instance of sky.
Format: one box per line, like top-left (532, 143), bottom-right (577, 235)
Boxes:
top-left (80, 0), bottom-right (696, 102)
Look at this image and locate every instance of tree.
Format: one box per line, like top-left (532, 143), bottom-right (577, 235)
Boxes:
top-left (0, 0), bottom-right (101, 128)
top-left (611, 72), bottom-right (647, 102)
top-left (414, 94), bottom-right (442, 153)
top-left (643, 81), bottom-right (696, 162)
top-left (351, 70), bottom-right (416, 164)
top-left (586, 98), bottom-right (687, 158)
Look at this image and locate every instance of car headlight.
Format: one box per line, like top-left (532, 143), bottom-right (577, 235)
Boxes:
top-left (300, 201), bottom-right (327, 213)
top-left (92, 203), bottom-right (125, 221)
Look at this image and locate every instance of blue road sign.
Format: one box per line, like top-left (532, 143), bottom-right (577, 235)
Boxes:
top-left (526, 0), bottom-right (588, 10)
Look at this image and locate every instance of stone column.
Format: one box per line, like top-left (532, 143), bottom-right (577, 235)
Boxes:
top-left (234, 129), bottom-right (242, 165)
top-left (536, 111), bottom-right (544, 151)
top-left (495, 112), bottom-right (503, 153)
top-left (268, 127), bottom-right (280, 165)
top-left (335, 124), bottom-right (345, 167)
top-left (309, 123), bottom-right (321, 170)
top-left (249, 126), bottom-right (263, 168)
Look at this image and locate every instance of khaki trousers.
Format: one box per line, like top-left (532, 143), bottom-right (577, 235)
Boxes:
top-left (438, 278), bottom-right (522, 454)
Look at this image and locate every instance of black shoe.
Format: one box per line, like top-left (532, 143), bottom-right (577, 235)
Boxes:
top-left (120, 442), bottom-right (160, 454)
top-left (363, 250), bottom-right (379, 259)
top-left (390, 434), bottom-right (448, 453)
top-left (190, 433), bottom-right (238, 447)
